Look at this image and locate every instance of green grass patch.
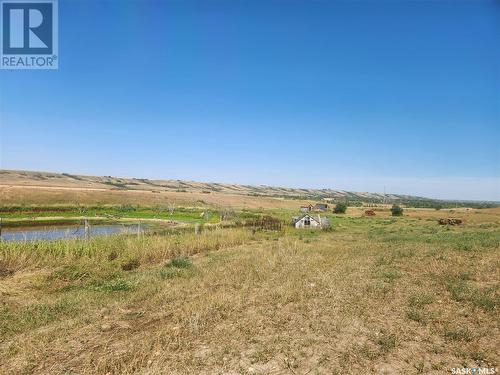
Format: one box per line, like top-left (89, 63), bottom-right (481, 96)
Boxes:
top-left (446, 277), bottom-right (497, 312)
top-left (406, 309), bottom-right (428, 324)
top-left (375, 268), bottom-right (403, 283)
top-left (0, 204), bottom-right (257, 225)
top-left (408, 292), bottom-right (434, 307)
top-left (444, 327), bottom-right (472, 341)
top-left (160, 256), bottom-right (194, 279)
top-left (376, 331), bottom-right (397, 353)
top-left (167, 256), bottom-right (193, 269)
top-left (48, 264), bottom-right (91, 282)
top-left (0, 299), bottom-right (78, 339)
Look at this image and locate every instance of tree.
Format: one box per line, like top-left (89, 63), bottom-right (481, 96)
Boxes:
top-left (391, 204), bottom-right (404, 216)
top-left (334, 203), bottom-right (347, 214)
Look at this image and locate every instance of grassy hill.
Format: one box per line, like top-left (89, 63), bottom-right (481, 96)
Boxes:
top-left (1, 170), bottom-right (496, 208)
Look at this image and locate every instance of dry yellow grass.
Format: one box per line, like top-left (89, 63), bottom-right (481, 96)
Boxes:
top-left (0, 169), bottom-right (402, 205)
top-left (0, 185), bottom-right (314, 210)
top-left (348, 206), bottom-right (500, 223)
top-left (1, 209), bottom-right (499, 374)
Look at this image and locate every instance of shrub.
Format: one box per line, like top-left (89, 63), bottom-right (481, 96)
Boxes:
top-left (391, 205), bottom-right (404, 216)
top-left (166, 256), bottom-right (192, 269)
top-left (334, 203), bottom-right (347, 214)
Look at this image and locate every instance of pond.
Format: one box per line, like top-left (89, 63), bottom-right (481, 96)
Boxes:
top-left (0, 224), bottom-right (145, 242)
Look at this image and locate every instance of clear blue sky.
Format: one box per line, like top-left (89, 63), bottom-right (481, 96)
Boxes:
top-left (1, 0), bottom-right (499, 200)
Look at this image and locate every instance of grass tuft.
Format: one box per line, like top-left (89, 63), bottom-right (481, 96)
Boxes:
top-left (408, 292), bottom-right (434, 307)
top-left (166, 256), bottom-right (192, 269)
top-left (160, 256), bottom-right (194, 279)
top-left (406, 309), bottom-right (428, 324)
top-left (376, 332), bottom-right (397, 353)
top-left (444, 327), bottom-right (472, 341)
top-left (88, 278), bottom-right (137, 292)
top-left (49, 264), bottom-right (90, 282)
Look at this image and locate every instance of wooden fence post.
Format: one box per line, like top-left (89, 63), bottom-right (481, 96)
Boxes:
top-left (84, 219), bottom-right (90, 240)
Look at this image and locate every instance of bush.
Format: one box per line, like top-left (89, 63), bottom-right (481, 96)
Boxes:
top-left (334, 203), bottom-right (347, 214)
top-left (391, 205), bottom-right (404, 216)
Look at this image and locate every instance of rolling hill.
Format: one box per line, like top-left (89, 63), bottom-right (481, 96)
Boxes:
top-left (0, 169), bottom-right (497, 208)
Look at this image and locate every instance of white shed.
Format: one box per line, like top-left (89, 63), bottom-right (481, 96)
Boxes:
top-left (292, 214), bottom-right (322, 229)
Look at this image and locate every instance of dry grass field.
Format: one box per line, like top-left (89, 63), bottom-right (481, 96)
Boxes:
top-left (1, 170), bottom-right (453, 210)
top-left (0, 184), bottom-right (312, 210)
top-left (1, 207), bottom-right (499, 374)
top-left (0, 170), bottom-right (407, 203)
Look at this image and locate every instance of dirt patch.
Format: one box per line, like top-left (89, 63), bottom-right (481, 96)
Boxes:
top-left (0, 261), bottom-right (15, 278)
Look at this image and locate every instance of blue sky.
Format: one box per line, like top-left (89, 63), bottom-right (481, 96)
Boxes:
top-left (0, 0), bottom-right (499, 200)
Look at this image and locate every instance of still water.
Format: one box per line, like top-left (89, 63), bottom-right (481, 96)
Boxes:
top-left (1, 224), bottom-right (144, 242)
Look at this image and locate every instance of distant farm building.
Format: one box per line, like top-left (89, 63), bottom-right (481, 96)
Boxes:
top-left (299, 204), bottom-right (329, 212)
top-left (300, 204), bottom-right (313, 213)
top-left (291, 214), bottom-right (324, 229)
top-left (313, 203), bottom-right (329, 212)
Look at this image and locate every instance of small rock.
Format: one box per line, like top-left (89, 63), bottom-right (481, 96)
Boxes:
top-left (119, 322), bottom-right (131, 329)
top-left (100, 323), bottom-right (112, 332)
top-left (99, 308), bottom-right (109, 316)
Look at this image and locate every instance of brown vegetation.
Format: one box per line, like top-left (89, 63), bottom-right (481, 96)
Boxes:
top-left (438, 218), bottom-right (463, 225)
